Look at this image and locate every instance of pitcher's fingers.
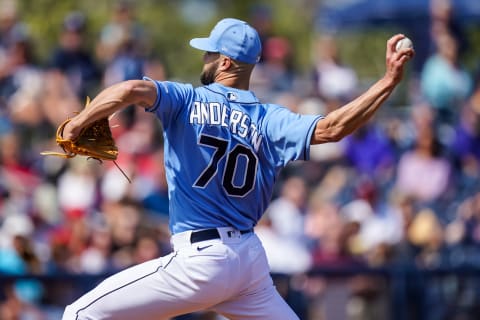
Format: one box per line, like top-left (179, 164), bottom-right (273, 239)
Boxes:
top-left (387, 34), bottom-right (406, 56)
top-left (395, 48), bottom-right (415, 61)
top-left (398, 53), bottom-right (413, 65)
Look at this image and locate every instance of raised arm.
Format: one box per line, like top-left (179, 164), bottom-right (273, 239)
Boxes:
top-left (311, 34), bottom-right (414, 144)
top-left (62, 79), bottom-right (157, 140)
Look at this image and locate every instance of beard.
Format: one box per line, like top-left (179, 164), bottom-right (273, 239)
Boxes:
top-left (200, 61), bottom-right (219, 85)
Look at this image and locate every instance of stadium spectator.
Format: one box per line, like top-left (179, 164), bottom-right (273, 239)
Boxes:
top-left (0, 27), bottom-right (43, 129)
top-left (341, 177), bottom-right (404, 266)
top-left (250, 36), bottom-right (295, 101)
top-left (48, 11), bottom-right (100, 99)
top-left (342, 122), bottom-right (396, 183)
top-left (450, 88), bottom-right (480, 197)
top-left (420, 30), bottom-right (473, 125)
top-left (394, 106), bottom-right (452, 205)
top-left (257, 176), bottom-right (312, 274)
top-left (312, 34), bottom-right (358, 104)
top-left (97, 0), bottom-right (147, 87)
top-left (249, 4), bottom-right (274, 62)
top-left (96, 0), bottom-right (147, 65)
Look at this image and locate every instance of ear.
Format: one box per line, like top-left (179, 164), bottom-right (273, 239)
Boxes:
top-left (218, 56), bottom-right (232, 71)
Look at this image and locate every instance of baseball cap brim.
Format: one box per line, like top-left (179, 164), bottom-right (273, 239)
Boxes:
top-left (189, 37), bottom-right (218, 53)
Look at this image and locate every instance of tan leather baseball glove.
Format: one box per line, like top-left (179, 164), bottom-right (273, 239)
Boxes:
top-left (41, 97), bottom-right (130, 182)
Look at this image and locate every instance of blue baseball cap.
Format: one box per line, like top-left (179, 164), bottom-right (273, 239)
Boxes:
top-left (190, 18), bottom-right (262, 64)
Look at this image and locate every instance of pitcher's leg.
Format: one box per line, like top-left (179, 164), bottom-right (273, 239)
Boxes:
top-left (213, 235), bottom-right (299, 320)
top-left (214, 283), bottom-right (299, 320)
top-left (62, 253), bottom-right (207, 320)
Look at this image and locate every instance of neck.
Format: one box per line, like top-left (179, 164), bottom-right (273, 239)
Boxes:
top-left (214, 63), bottom-right (253, 90)
top-left (215, 76), bottom-right (250, 90)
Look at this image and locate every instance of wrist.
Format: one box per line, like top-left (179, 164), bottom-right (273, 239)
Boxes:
top-left (379, 76), bottom-right (397, 90)
top-left (66, 115), bottom-right (87, 139)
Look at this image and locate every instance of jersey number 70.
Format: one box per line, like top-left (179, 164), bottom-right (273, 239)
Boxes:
top-left (193, 134), bottom-right (258, 197)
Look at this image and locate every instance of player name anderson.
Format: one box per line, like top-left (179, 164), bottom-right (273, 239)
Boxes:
top-left (189, 101), bottom-right (263, 152)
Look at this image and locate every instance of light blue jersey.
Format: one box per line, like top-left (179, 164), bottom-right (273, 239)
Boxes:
top-left (144, 78), bottom-right (321, 234)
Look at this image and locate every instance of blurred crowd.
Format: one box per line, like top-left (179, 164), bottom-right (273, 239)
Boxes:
top-left (1, 0), bottom-right (480, 319)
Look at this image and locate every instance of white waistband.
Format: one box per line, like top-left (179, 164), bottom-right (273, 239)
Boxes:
top-left (171, 227), bottom-right (252, 249)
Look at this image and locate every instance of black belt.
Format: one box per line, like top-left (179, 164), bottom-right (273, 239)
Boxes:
top-left (190, 228), bottom-right (253, 243)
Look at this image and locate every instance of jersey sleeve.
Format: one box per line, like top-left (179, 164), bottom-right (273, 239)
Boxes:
top-left (142, 77), bottom-right (194, 127)
top-left (265, 105), bottom-right (322, 166)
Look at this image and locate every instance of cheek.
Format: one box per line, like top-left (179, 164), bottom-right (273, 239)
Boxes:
top-left (204, 61), bottom-right (218, 74)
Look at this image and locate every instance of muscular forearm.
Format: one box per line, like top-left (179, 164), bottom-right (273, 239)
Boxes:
top-left (63, 80), bottom-right (156, 140)
top-left (312, 77), bottom-right (395, 144)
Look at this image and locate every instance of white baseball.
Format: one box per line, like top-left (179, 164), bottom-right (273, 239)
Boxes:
top-left (395, 37), bottom-right (413, 51)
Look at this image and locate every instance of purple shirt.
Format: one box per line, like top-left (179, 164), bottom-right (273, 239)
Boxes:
top-left (344, 125), bottom-right (395, 176)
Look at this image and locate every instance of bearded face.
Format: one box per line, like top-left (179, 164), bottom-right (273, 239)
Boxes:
top-left (200, 53), bottom-right (220, 85)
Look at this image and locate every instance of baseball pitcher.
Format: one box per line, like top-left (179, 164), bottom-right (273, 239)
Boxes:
top-left (61, 18), bottom-right (413, 320)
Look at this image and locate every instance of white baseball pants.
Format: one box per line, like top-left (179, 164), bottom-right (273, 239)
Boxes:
top-left (62, 227), bottom-right (299, 320)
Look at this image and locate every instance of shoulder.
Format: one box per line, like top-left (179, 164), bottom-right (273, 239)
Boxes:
top-left (193, 84), bottom-right (231, 101)
top-left (263, 103), bottom-right (298, 119)
top-left (150, 80), bottom-right (196, 99)
top-left (161, 80), bottom-right (195, 91)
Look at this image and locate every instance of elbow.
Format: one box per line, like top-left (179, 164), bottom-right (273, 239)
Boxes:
top-left (312, 125), bottom-right (345, 144)
top-left (312, 116), bottom-right (355, 144)
top-left (122, 79), bottom-right (157, 108)
top-left (119, 80), bottom-right (140, 104)
top-left (322, 119), bottom-right (349, 142)
top-left (117, 79), bottom-right (153, 105)
top-left (110, 81), bottom-right (136, 106)
top-left (328, 127), bottom-right (346, 142)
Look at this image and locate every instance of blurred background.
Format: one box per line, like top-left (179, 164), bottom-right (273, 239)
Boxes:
top-left (0, 0), bottom-right (480, 319)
